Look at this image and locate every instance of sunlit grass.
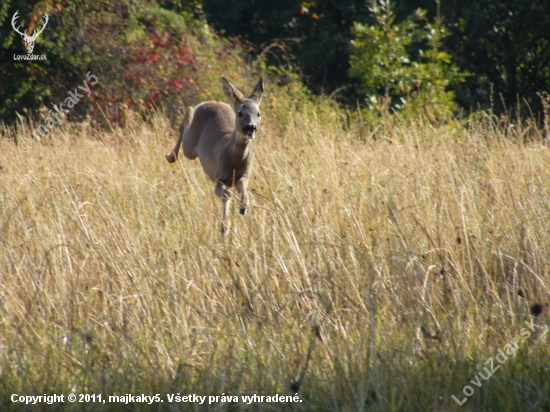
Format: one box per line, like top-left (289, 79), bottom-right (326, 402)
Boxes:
top-left (1, 105), bottom-right (549, 411)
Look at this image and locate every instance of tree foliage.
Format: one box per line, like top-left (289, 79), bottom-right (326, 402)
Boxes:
top-left (0, 0), bottom-right (549, 125)
top-left (199, 0), bottom-right (550, 116)
top-left (200, 0), bottom-right (369, 95)
top-left (0, 0), bottom-right (202, 125)
top-left (350, 1), bottom-right (466, 118)
top-left (443, 0), bottom-right (550, 114)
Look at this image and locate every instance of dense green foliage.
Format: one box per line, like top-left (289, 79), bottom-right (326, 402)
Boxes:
top-left (0, 0), bottom-right (549, 123)
top-left (200, 0), bottom-right (550, 114)
top-left (349, 2), bottom-right (466, 118)
top-left (440, 0), bottom-right (550, 113)
top-left (0, 0), bottom-right (206, 125)
top-left (200, 0), bottom-right (368, 96)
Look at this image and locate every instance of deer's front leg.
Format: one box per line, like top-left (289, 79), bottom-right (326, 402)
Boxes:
top-left (236, 177), bottom-right (249, 215)
top-left (215, 179), bottom-right (232, 234)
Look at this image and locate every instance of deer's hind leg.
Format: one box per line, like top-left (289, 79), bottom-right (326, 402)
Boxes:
top-left (166, 106), bottom-right (194, 163)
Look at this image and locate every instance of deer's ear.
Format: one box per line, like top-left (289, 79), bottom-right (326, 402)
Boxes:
top-left (222, 78), bottom-right (245, 110)
top-left (248, 77), bottom-right (264, 105)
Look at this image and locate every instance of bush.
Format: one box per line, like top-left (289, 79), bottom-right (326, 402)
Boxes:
top-left (349, 0), bottom-right (466, 121)
top-left (1, 0), bottom-right (205, 125)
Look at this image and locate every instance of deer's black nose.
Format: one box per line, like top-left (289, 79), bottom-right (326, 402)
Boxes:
top-left (243, 124), bottom-right (257, 136)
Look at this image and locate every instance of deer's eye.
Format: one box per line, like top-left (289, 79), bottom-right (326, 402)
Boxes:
top-left (257, 112), bottom-right (261, 117)
top-left (238, 112), bottom-right (243, 117)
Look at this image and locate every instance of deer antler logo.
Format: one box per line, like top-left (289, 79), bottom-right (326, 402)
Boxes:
top-left (12, 11), bottom-right (49, 54)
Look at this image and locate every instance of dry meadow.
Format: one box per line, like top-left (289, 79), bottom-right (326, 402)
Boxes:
top-left (1, 102), bottom-right (549, 410)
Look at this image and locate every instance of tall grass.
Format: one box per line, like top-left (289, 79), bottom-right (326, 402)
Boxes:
top-left (1, 101), bottom-right (549, 411)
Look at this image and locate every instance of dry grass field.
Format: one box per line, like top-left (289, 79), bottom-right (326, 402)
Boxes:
top-left (1, 102), bottom-right (549, 410)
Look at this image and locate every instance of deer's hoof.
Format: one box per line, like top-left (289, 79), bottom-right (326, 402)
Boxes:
top-left (239, 208), bottom-right (247, 216)
top-left (221, 225), bottom-right (230, 235)
top-left (165, 153), bottom-right (177, 163)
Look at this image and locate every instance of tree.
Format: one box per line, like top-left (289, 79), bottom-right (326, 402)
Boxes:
top-left (0, 0), bottom-right (200, 125)
top-left (442, 0), bottom-right (550, 115)
top-left (350, 0), bottom-right (465, 118)
top-left (200, 0), bottom-right (370, 95)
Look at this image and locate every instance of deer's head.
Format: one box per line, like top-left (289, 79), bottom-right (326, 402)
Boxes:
top-left (222, 77), bottom-right (264, 140)
top-left (12, 11), bottom-right (49, 54)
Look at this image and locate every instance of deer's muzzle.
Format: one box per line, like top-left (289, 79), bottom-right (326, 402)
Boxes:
top-left (243, 124), bottom-right (257, 138)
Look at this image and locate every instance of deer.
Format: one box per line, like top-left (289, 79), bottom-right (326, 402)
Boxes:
top-left (11, 11), bottom-right (49, 54)
top-left (166, 77), bottom-right (264, 234)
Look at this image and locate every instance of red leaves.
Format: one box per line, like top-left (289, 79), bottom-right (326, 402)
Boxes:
top-left (91, 30), bottom-right (199, 126)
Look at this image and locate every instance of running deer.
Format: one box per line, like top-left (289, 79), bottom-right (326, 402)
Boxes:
top-left (166, 77), bottom-right (264, 234)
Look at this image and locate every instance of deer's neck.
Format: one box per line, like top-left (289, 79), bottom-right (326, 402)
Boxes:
top-left (228, 132), bottom-right (251, 162)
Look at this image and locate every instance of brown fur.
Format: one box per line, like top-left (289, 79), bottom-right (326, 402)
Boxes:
top-left (166, 77), bottom-right (264, 234)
